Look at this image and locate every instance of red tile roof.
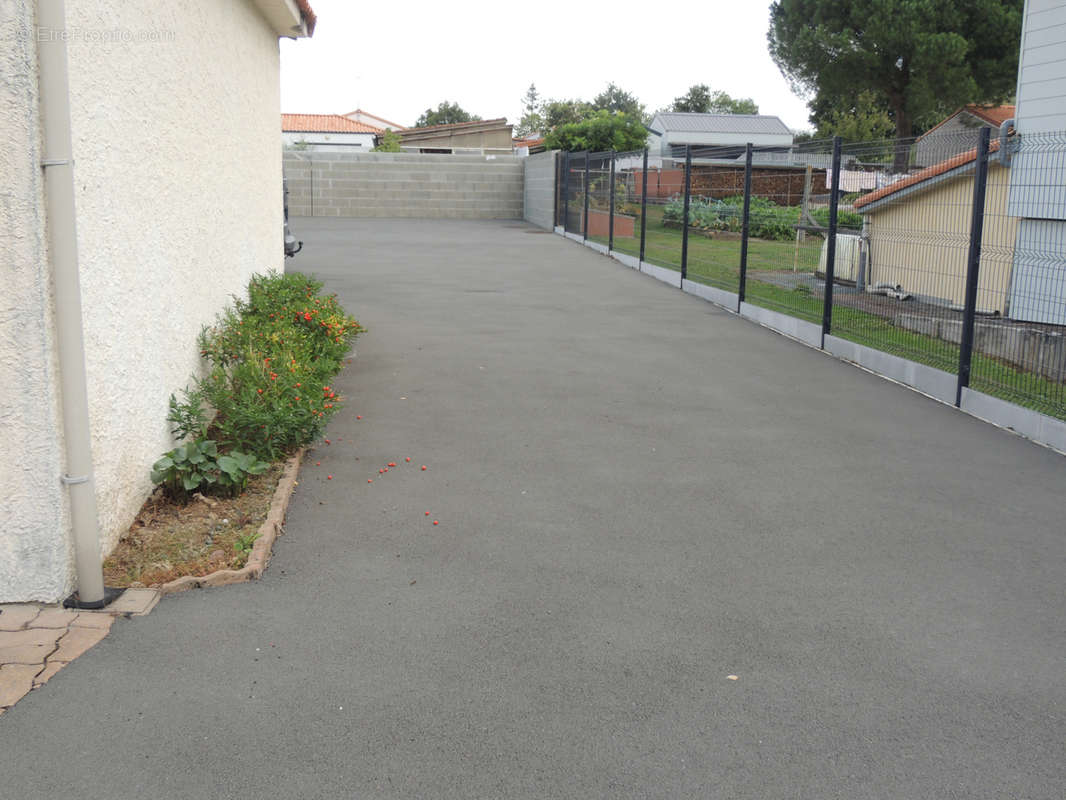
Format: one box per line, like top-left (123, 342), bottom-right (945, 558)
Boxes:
top-left (966, 104), bottom-right (1015, 126)
top-left (282, 114), bottom-right (382, 133)
top-left (294, 0), bottom-right (317, 35)
top-left (919, 105), bottom-right (1015, 140)
top-left (854, 138), bottom-right (1001, 211)
top-left (513, 137), bottom-right (545, 147)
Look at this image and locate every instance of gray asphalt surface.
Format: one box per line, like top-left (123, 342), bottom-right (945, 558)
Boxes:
top-left (2, 219), bottom-right (1063, 799)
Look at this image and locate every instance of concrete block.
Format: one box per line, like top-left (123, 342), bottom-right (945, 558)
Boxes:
top-left (741, 303), bottom-right (823, 349)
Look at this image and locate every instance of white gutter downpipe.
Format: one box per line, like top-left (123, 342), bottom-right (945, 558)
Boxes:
top-left (37, 0), bottom-right (105, 607)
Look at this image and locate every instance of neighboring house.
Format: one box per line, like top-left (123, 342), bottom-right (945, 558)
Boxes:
top-left (853, 146), bottom-right (1017, 315)
top-left (852, 0), bottom-right (1066, 326)
top-left (914, 105), bottom-right (1015, 167)
top-left (1, 0), bottom-right (315, 603)
top-left (646, 112), bottom-right (795, 160)
top-left (391, 118), bottom-right (514, 154)
top-left (343, 109), bottom-right (406, 131)
top-left (283, 113), bottom-right (381, 151)
top-left (513, 136), bottom-right (546, 156)
top-left (1006, 0), bottom-right (1066, 325)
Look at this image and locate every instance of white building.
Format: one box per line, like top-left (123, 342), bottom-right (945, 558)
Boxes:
top-left (342, 109), bottom-right (406, 131)
top-left (1006, 0), bottom-right (1066, 324)
top-left (282, 113), bottom-right (382, 151)
top-left (1, 0), bottom-right (315, 603)
top-left (646, 112), bottom-right (795, 160)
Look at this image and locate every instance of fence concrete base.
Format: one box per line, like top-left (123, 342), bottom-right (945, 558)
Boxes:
top-left (823, 335), bottom-right (958, 405)
top-left (960, 388), bottom-right (1066, 454)
top-left (640, 262), bottom-right (682, 288)
top-left (682, 280), bottom-right (739, 311)
top-left (741, 303), bottom-right (823, 349)
top-left (610, 251), bottom-right (640, 270)
top-left (586, 241), bottom-right (609, 255)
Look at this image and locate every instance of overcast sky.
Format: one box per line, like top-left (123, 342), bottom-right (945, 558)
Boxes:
top-left (280, 1), bottom-right (813, 131)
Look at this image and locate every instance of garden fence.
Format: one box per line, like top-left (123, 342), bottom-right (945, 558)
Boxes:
top-left (555, 127), bottom-right (1066, 423)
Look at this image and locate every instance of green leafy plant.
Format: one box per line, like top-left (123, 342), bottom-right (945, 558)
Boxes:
top-left (167, 388), bottom-right (208, 441)
top-left (215, 451), bottom-right (269, 496)
top-left (151, 439), bottom-right (220, 499)
top-left (662, 195), bottom-right (862, 240)
top-left (233, 531), bottom-right (261, 556)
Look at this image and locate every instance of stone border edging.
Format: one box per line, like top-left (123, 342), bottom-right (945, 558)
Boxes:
top-left (157, 448), bottom-right (305, 595)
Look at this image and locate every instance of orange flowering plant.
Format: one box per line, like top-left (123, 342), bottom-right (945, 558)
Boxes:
top-left (158, 272), bottom-right (364, 486)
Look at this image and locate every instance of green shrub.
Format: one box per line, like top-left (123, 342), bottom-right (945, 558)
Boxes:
top-left (662, 194), bottom-right (862, 240)
top-left (154, 271), bottom-right (364, 497)
top-left (150, 439), bottom-right (268, 500)
top-left (192, 271), bottom-right (363, 461)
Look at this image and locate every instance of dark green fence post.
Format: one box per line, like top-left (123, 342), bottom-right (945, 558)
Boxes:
top-left (738, 142), bottom-right (754, 310)
top-left (680, 145), bottom-right (692, 284)
top-left (608, 151), bottom-right (616, 251)
top-left (956, 127), bottom-right (992, 406)
top-left (562, 152), bottom-right (570, 234)
top-left (820, 136), bottom-right (843, 347)
top-left (583, 151), bottom-right (591, 241)
top-left (639, 148), bottom-right (649, 262)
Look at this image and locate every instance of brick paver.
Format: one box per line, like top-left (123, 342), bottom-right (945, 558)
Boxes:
top-left (0, 599), bottom-right (128, 715)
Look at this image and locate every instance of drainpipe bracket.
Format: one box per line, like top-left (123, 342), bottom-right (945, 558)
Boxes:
top-left (61, 474), bottom-right (89, 485)
top-left (41, 158), bottom-right (72, 168)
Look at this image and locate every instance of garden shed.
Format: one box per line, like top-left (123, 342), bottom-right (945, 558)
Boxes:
top-left (853, 150), bottom-right (1017, 315)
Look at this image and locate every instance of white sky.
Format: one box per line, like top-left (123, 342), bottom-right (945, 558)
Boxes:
top-left (280, 0), bottom-right (813, 131)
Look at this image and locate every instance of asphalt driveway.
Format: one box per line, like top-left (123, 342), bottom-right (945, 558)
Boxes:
top-left (1, 218), bottom-right (1063, 799)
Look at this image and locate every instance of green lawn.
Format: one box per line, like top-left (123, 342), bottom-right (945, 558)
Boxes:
top-left (577, 206), bottom-right (1066, 421)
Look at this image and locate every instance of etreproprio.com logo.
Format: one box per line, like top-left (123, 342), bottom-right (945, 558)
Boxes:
top-left (4, 26), bottom-right (176, 44)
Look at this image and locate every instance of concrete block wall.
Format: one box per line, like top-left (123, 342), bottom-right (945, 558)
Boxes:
top-left (283, 151), bottom-right (524, 219)
top-left (523, 151), bottom-right (558, 230)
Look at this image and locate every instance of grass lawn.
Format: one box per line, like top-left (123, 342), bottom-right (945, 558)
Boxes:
top-left (577, 206), bottom-right (1066, 421)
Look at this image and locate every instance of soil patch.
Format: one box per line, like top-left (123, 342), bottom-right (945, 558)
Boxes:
top-left (103, 465), bottom-right (284, 588)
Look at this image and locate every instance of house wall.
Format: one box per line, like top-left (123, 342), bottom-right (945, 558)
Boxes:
top-left (283, 131), bottom-right (376, 150)
top-left (1, 1), bottom-right (71, 602)
top-left (1, 0), bottom-right (284, 602)
top-left (283, 151), bottom-right (524, 219)
top-left (400, 127), bottom-right (513, 153)
top-left (523, 150), bottom-right (557, 230)
top-left (865, 163), bottom-right (1018, 315)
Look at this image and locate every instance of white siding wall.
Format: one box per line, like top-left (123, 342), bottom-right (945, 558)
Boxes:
top-left (1, 0), bottom-right (285, 602)
top-left (1014, 0), bottom-right (1066, 134)
top-left (1008, 0), bottom-right (1066, 323)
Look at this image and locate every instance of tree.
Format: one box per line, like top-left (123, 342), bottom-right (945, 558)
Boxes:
top-left (542, 99), bottom-right (594, 129)
top-left (672, 84), bottom-right (759, 114)
top-left (373, 129), bottom-right (403, 152)
top-left (768, 0), bottom-right (1022, 169)
top-left (542, 110), bottom-right (648, 153)
top-left (415, 101), bottom-right (480, 128)
top-left (591, 83), bottom-right (646, 122)
top-left (516, 83), bottom-right (544, 138)
top-left (814, 90), bottom-right (894, 142)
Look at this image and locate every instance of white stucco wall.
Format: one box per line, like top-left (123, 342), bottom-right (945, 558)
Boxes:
top-left (1, 0), bottom-right (285, 602)
top-left (1, 1), bottom-right (72, 603)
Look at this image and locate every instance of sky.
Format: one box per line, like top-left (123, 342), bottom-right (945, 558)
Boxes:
top-left (280, 0), bottom-right (813, 132)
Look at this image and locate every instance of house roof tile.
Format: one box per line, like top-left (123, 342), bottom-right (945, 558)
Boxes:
top-left (294, 0), bottom-right (316, 35)
top-left (282, 114), bottom-right (382, 133)
top-left (854, 138), bottom-right (1001, 211)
